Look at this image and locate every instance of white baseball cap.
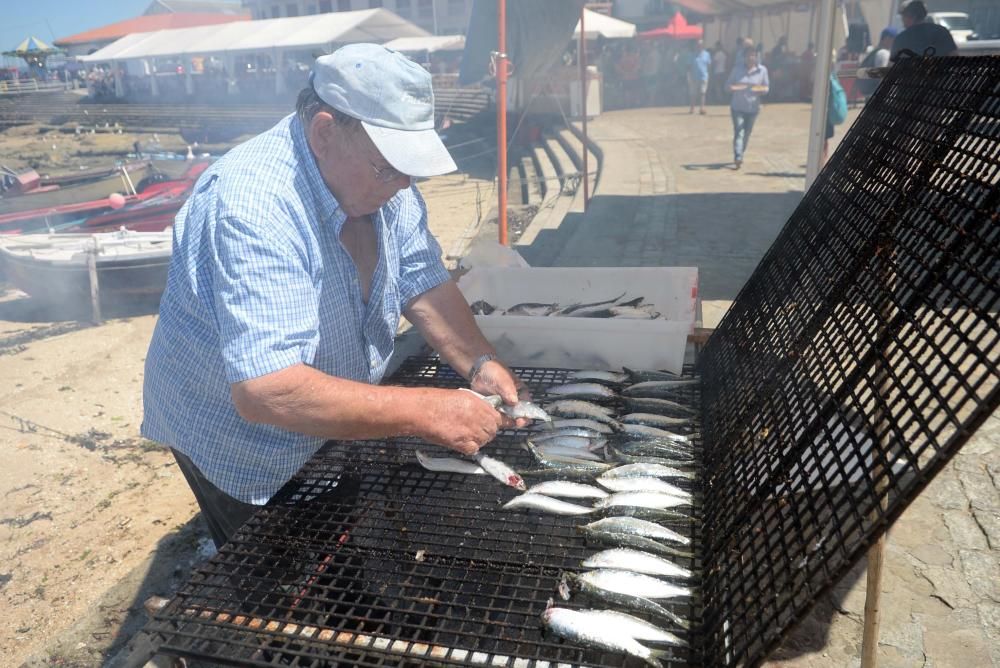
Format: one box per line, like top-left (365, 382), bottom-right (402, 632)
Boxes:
top-left (311, 43), bottom-right (457, 178)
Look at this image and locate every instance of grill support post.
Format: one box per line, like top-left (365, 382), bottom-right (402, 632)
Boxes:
top-left (862, 536), bottom-right (885, 667)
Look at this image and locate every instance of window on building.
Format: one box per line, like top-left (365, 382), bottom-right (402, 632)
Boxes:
top-left (337, 0), bottom-right (350, 9)
top-left (396, 0), bottom-right (411, 15)
top-left (287, 3), bottom-right (299, 16)
top-left (418, 0), bottom-right (432, 18)
top-left (320, 0), bottom-right (332, 10)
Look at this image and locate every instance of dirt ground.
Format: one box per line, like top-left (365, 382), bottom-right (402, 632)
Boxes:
top-left (0, 121), bottom-right (492, 667)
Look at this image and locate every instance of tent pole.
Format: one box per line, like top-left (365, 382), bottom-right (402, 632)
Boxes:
top-left (496, 0), bottom-right (509, 246)
top-left (805, 0), bottom-right (836, 189)
top-left (578, 6), bottom-right (589, 211)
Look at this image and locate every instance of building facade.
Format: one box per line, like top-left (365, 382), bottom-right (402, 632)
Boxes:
top-left (240, 0), bottom-right (472, 34)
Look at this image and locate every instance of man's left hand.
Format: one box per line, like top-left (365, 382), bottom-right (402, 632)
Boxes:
top-left (471, 359), bottom-right (532, 429)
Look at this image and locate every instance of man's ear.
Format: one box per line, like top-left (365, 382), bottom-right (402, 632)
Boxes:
top-left (307, 110), bottom-right (336, 151)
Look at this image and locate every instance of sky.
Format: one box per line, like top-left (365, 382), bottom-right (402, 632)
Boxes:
top-left (0, 0), bottom-right (240, 61)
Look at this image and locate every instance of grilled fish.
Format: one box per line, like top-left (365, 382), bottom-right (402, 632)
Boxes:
top-left (580, 517), bottom-right (691, 546)
top-left (623, 367), bottom-right (686, 383)
top-left (567, 370), bottom-right (628, 386)
top-left (541, 606), bottom-right (668, 667)
top-left (559, 608), bottom-right (687, 647)
top-left (415, 450), bottom-right (486, 475)
top-left (622, 423), bottom-right (693, 443)
top-left (623, 397), bottom-right (697, 417)
top-left (503, 493), bottom-right (594, 515)
top-left (594, 491), bottom-right (693, 511)
top-left (468, 390), bottom-right (552, 422)
top-left (621, 413), bottom-right (694, 429)
top-left (559, 570), bottom-right (694, 630)
top-left (504, 302), bottom-right (559, 316)
top-left (623, 380), bottom-right (701, 398)
top-left (546, 400), bottom-right (621, 428)
top-left (525, 480), bottom-right (609, 499)
top-left (596, 476), bottom-right (692, 499)
top-left (542, 418), bottom-right (614, 434)
top-left (577, 526), bottom-right (695, 560)
top-left (545, 382), bottom-right (618, 403)
top-left (601, 463), bottom-right (697, 482)
top-left (470, 300), bottom-right (496, 315)
top-left (475, 453), bottom-right (526, 491)
top-left (582, 548), bottom-right (693, 579)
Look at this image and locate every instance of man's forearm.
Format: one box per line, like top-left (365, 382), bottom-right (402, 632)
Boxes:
top-left (232, 364), bottom-right (434, 440)
top-left (404, 279), bottom-right (495, 380)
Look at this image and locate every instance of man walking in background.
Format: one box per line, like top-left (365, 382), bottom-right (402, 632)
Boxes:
top-left (686, 39), bottom-right (711, 115)
top-left (726, 46), bottom-right (769, 169)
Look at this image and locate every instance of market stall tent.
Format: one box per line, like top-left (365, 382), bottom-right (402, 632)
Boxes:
top-left (573, 8), bottom-right (636, 40)
top-left (639, 12), bottom-right (704, 40)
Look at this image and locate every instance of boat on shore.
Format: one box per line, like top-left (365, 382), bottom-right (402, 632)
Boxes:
top-left (0, 229), bottom-right (173, 304)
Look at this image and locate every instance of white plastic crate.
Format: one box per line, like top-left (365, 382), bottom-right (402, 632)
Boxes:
top-left (457, 267), bottom-right (697, 373)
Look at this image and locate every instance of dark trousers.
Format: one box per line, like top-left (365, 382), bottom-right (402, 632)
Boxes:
top-left (731, 109), bottom-right (759, 162)
top-left (171, 449), bottom-right (258, 549)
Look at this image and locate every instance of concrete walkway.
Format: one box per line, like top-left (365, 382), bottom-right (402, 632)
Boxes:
top-left (515, 102), bottom-right (999, 667)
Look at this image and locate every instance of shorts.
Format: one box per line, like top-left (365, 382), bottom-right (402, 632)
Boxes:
top-left (688, 76), bottom-right (708, 97)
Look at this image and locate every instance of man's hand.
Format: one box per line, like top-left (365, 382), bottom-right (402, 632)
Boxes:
top-left (418, 388), bottom-right (505, 456)
top-left (471, 359), bottom-right (532, 429)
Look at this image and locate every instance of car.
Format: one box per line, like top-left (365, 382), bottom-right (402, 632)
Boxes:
top-left (926, 12), bottom-right (976, 42)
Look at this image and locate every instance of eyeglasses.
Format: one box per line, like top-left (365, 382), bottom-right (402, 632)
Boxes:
top-left (370, 161), bottom-right (408, 184)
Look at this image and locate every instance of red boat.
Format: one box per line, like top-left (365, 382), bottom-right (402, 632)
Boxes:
top-left (0, 162), bottom-right (208, 235)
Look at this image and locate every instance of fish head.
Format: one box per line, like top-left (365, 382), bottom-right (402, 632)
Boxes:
top-left (509, 473), bottom-right (526, 491)
top-left (557, 574), bottom-right (571, 600)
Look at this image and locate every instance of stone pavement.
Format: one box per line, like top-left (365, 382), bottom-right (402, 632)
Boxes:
top-left (514, 102), bottom-right (1000, 667)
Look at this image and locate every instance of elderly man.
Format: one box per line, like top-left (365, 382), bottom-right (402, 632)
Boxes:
top-left (142, 44), bottom-right (523, 548)
top-left (891, 0), bottom-right (958, 62)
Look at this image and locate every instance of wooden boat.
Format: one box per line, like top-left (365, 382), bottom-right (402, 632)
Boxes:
top-left (0, 230), bottom-right (173, 304)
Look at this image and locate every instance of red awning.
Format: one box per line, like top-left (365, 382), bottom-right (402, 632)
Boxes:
top-left (638, 12), bottom-right (704, 40)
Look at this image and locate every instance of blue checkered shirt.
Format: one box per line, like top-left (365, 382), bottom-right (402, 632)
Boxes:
top-left (141, 114), bottom-right (451, 504)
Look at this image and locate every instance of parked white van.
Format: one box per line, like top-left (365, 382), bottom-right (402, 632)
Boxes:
top-left (927, 12), bottom-right (976, 42)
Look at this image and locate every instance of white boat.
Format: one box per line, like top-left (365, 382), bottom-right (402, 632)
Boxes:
top-left (0, 229), bottom-right (173, 304)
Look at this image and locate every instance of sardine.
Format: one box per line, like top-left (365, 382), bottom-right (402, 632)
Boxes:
top-left (504, 302), bottom-right (558, 316)
top-left (470, 300), bottom-right (496, 315)
top-left (503, 493), bottom-right (594, 515)
top-left (608, 446), bottom-right (697, 468)
top-left (601, 463), bottom-right (697, 481)
top-left (567, 370), bottom-right (628, 386)
top-left (622, 413), bottom-right (694, 429)
top-left (566, 568), bottom-right (695, 606)
top-left (623, 380), bottom-right (700, 398)
top-left (623, 367), bottom-right (685, 383)
top-left (552, 292), bottom-right (626, 316)
top-left (524, 440), bottom-right (614, 474)
top-left (623, 423), bottom-right (693, 443)
top-left (611, 439), bottom-right (695, 460)
top-left (532, 427), bottom-right (607, 441)
top-left (467, 390), bottom-right (552, 422)
top-left (474, 453), bottom-right (526, 491)
top-left (415, 450), bottom-right (486, 475)
top-left (623, 397), bottom-right (697, 417)
top-left (531, 433), bottom-right (604, 450)
top-left (578, 526), bottom-right (695, 560)
top-left (536, 444), bottom-right (604, 462)
top-left (558, 608), bottom-right (687, 647)
top-left (546, 400), bottom-right (622, 428)
top-left (545, 382), bottom-right (618, 403)
top-left (581, 516), bottom-right (691, 546)
top-left (582, 548), bottom-right (693, 579)
top-left (559, 571), bottom-right (692, 630)
top-left (594, 491), bottom-right (693, 511)
top-left (541, 606), bottom-right (668, 667)
top-left (525, 480), bottom-right (609, 499)
top-left (596, 476), bottom-right (693, 499)
top-left (542, 418), bottom-right (614, 434)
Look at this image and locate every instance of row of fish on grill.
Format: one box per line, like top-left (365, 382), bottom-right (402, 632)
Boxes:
top-left (416, 367), bottom-right (700, 666)
top-left (470, 292), bottom-right (664, 319)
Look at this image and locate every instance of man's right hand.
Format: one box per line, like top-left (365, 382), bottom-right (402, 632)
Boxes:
top-left (417, 388), bottom-right (504, 456)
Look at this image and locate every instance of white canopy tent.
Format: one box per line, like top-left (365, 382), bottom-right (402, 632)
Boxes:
top-left (573, 8), bottom-right (637, 40)
top-left (383, 35), bottom-right (466, 54)
top-left (79, 9), bottom-right (429, 62)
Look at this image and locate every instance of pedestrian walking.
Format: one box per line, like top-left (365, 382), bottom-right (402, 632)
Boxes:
top-left (711, 41), bottom-right (728, 104)
top-left (726, 47), bottom-right (769, 169)
top-left (686, 39), bottom-right (711, 115)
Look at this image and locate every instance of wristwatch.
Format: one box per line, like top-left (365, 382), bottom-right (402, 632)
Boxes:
top-left (469, 353), bottom-right (497, 381)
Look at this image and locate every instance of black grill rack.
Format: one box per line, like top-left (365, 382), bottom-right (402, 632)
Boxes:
top-left (142, 360), bottom-right (704, 668)
top-left (697, 55), bottom-right (999, 666)
top-left (139, 56), bottom-right (1000, 667)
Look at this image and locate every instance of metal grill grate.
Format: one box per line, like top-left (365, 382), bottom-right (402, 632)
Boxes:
top-left (141, 360), bottom-right (703, 667)
top-left (697, 56), bottom-right (1000, 666)
top-left (139, 56), bottom-right (999, 668)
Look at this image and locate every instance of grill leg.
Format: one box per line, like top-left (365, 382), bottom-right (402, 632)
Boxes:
top-left (861, 536), bottom-right (885, 667)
